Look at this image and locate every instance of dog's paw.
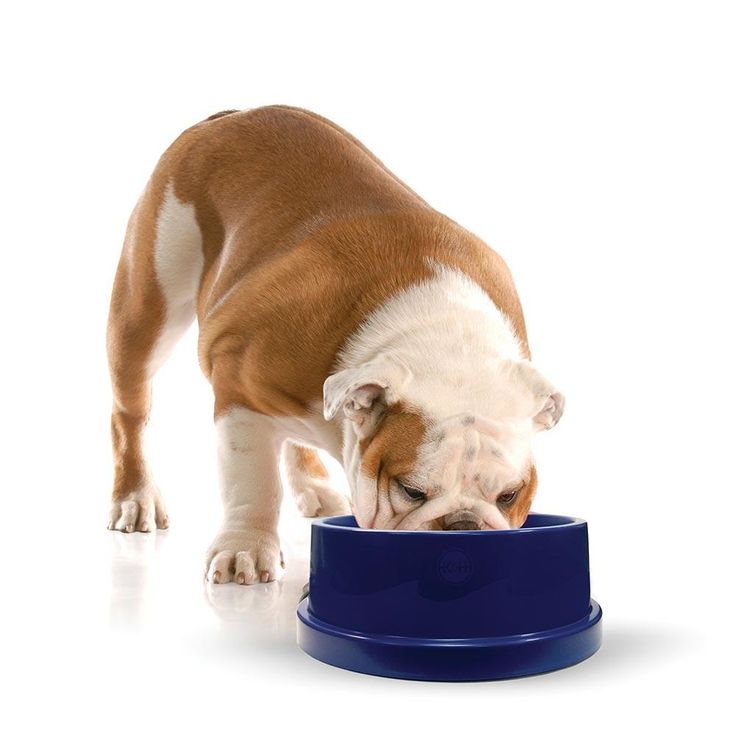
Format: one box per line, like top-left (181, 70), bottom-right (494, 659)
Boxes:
top-left (292, 477), bottom-right (351, 518)
top-left (206, 528), bottom-right (284, 585)
top-left (108, 486), bottom-right (169, 533)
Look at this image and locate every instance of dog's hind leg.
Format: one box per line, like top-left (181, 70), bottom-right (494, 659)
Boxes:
top-left (284, 442), bottom-right (351, 517)
top-left (106, 178), bottom-right (204, 532)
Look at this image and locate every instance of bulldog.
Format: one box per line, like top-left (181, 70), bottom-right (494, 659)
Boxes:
top-left (107, 106), bottom-right (564, 584)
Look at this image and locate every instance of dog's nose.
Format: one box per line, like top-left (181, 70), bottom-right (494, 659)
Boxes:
top-left (442, 512), bottom-right (481, 531)
top-left (445, 519), bottom-right (481, 530)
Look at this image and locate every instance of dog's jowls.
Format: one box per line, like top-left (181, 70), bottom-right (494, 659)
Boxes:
top-left (106, 106), bottom-right (564, 584)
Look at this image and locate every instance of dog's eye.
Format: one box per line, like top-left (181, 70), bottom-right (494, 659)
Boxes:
top-left (400, 483), bottom-right (426, 502)
top-left (497, 489), bottom-right (519, 505)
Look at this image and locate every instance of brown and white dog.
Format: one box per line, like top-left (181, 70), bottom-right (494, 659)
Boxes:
top-left (107, 106), bottom-right (564, 585)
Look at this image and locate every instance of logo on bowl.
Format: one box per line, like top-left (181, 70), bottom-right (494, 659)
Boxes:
top-left (437, 548), bottom-right (473, 584)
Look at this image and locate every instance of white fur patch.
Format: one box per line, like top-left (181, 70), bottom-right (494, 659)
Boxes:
top-left (207, 407), bottom-right (284, 584)
top-left (336, 261), bottom-right (527, 423)
top-left (215, 407), bottom-right (283, 511)
top-left (149, 181), bottom-right (204, 375)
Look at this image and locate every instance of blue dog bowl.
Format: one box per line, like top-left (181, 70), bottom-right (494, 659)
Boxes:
top-left (296, 513), bottom-right (602, 681)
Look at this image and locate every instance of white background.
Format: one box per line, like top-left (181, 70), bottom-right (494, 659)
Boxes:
top-left (2, 1), bottom-right (734, 733)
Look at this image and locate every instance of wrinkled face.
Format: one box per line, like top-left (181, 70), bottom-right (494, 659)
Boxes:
top-left (353, 405), bottom-right (538, 530)
top-left (323, 355), bottom-right (563, 531)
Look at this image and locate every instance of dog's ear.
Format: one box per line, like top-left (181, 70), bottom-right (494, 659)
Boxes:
top-left (509, 359), bottom-right (565, 431)
top-left (323, 358), bottom-right (412, 438)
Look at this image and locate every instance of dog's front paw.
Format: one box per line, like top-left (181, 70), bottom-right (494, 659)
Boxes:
top-left (108, 486), bottom-right (168, 533)
top-left (205, 528), bottom-right (284, 585)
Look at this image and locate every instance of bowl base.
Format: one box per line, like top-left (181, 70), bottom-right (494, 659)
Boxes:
top-left (297, 599), bottom-right (602, 682)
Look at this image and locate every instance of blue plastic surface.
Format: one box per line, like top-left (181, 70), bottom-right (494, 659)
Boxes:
top-left (296, 513), bottom-right (602, 681)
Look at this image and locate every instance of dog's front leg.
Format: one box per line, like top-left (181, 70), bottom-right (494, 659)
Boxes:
top-left (206, 406), bottom-right (284, 584)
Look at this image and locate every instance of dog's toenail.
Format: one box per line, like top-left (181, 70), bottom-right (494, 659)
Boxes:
top-left (237, 572), bottom-right (245, 584)
top-left (125, 524), bottom-right (134, 533)
top-left (261, 571), bottom-right (269, 583)
top-left (213, 570), bottom-right (221, 583)
top-left (140, 523), bottom-right (149, 532)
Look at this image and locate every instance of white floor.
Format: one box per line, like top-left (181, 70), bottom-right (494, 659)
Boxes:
top-left (4, 493), bottom-right (722, 736)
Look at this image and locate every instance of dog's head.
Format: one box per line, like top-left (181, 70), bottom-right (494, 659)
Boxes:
top-left (323, 356), bottom-right (564, 530)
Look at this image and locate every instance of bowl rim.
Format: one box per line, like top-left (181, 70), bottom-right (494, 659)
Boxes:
top-left (312, 511), bottom-right (587, 535)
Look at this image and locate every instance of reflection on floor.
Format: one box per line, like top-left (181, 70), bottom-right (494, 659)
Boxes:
top-left (107, 510), bottom-right (314, 655)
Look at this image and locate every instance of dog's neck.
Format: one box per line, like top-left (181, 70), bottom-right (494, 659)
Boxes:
top-left (335, 261), bottom-right (526, 438)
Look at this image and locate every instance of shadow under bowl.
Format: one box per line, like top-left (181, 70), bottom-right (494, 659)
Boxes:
top-left (296, 512), bottom-right (602, 681)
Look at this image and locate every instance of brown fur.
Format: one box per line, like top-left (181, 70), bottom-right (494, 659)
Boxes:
top-left (107, 180), bottom-right (168, 503)
top-left (114, 106), bottom-right (529, 409)
top-left (358, 403), bottom-right (430, 526)
top-left (506, 464), bottom-right (538, 529)
top-left (359, 402), bottom-right (429, 481)
top-left (287, 443), bottom-right (329, 480)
